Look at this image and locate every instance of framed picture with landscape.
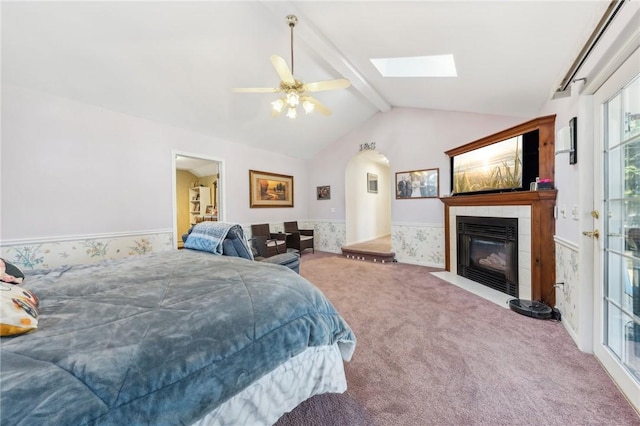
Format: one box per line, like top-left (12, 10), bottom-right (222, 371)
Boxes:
top-left (395, 168), bottom-right (439, 199)
top-left (249, 170), bottom-right (294, 208)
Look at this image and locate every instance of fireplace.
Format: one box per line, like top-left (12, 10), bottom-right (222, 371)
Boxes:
top-left (457, 216), bottom-right (519, 297)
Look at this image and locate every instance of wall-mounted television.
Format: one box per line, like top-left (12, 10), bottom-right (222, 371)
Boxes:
top-left (450, 130), bottom-right (539, 195)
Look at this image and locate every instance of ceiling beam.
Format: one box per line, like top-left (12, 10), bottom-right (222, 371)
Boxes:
top-left (261, 1), bottom-right (392, 113)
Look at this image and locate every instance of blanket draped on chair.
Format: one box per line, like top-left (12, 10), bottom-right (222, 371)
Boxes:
top-left (184, 222), bottom-right (254, 260)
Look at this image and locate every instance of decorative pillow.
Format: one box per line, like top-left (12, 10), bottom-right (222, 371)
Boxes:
top-left (0, 258), bottom-right (25, 284)
top-left (0, 283), bottom-right (39, 336)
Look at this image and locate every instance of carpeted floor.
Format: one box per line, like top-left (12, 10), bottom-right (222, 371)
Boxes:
top-left (276, 252), bottom-right (640, 426)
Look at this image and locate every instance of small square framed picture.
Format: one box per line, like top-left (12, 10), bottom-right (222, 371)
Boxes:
top-left (317, 185), bottom-right (331, 200)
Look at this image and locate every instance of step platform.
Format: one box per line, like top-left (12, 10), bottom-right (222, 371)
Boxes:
top-left (341, 246), bottom-right (396, 264)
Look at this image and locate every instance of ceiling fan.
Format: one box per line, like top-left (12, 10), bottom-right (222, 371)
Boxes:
top-left (232, 15), bottom-right (351, 118)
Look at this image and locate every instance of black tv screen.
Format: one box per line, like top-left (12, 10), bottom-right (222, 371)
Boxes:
top-left (451, 130), bottom-right (539, 195)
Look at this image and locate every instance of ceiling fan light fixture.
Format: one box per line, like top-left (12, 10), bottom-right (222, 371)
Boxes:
top-left (286, 90), bottom-right (299, 107)
top-left (302, 99), bottom-right (314, 114)
top-left (271, 98), bottom-right (285, 113)
top-left (233, 14), bottom-right (348, 118)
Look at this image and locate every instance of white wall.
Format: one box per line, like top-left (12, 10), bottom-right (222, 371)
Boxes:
top-left (308, 107), bottom-right (525, 225)
top-left (0, 85), bottom-right (309, 242)
top-left (539, 91), bottom-right (581, 241)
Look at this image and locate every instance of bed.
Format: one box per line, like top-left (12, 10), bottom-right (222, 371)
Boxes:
top-left (0, 247), bottom-right (356, 425)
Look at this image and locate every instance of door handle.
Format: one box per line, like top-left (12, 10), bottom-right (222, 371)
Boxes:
top-left (582, 230), bottom-right (600, 238)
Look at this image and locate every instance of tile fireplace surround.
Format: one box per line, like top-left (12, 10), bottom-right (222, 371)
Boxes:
top-left (440, 191), bottom-right (558, 306)
top-left (449, 205), bottom-right (531, 300)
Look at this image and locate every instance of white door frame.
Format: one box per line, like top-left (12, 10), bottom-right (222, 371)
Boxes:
top-left (171, 150), bottom-right (226, 249)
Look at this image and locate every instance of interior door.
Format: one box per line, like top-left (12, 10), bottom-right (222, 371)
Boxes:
top-left (172, 151), bottom-right (225, 249)
top-left (593, 47), bottom-right (640, 410)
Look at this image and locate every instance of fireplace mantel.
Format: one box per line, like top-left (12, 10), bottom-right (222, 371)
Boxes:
top-left (441, 190), bottom-right (557, 305)
top-left (440, 190), bottom-right (557, 207)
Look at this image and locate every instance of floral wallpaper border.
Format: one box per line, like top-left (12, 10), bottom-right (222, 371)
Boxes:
top-left (391, 223), bottom-right (445, 268)
top-left (2, 221), bottom-right (446, 271)
top-left (1, 231), bottom-right (174, 270)
top-left (292, 220), bottom-right (445, 267)
top-left (554, 236), bottom-right (579, 336)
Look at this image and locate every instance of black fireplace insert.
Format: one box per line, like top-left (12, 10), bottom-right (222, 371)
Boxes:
top-left (457, 216), bottom-right (519, 297)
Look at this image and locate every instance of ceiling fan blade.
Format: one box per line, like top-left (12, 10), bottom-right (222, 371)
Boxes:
top-left (232, 87), bottom-right (279, 93)
top-left (303, 96), bottom-right (331, 116)
top-left (304, 78), bottom-right (351, 92)
top-left (270, 55), bottom-right (295, 84)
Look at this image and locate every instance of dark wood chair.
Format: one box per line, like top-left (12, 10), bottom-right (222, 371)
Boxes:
top-left (250, 223), bottom-right (286, 258)
top-left (283, 221), bottom-right (314, 255)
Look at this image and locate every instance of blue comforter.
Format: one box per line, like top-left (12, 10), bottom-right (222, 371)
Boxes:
top-left (0, 250), bottom-right (355, 425)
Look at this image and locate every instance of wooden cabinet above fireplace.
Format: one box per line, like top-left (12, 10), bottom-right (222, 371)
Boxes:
top-left (445, 114), bottom-right (556, 195)
top-left (440, 115), bottom-right (557, 306)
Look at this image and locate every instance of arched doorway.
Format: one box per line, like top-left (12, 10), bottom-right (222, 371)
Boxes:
top-left (344, 150), bottom-right (391, 246)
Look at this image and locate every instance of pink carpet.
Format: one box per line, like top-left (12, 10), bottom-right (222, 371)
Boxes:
top-left (276, 252), bottom-right (640, 425)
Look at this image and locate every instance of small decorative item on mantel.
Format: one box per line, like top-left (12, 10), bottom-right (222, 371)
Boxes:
top-left (537, 178), bottom-right (553, 190)
top-left (529, 178), bottom-right (553, 191)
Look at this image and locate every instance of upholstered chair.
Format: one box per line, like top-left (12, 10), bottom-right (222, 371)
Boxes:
top-left (250, 223), bottom-right (287, 257)
top-left (283, 221), bottom-right (314, 255)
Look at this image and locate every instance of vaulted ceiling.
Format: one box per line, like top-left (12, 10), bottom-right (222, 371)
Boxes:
top-left (1, 1), bottom-right (611, 159)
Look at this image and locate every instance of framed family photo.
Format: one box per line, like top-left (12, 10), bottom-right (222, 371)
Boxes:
top-left (395, 168), bottom-right (439, 199)
top-left (249, 170), bottom-right (294, 208)
top-left (317, 185), bottom-right (331, 200)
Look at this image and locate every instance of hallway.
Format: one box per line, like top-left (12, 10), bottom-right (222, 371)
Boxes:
top-left (341, 235), bottom-right (395, 263)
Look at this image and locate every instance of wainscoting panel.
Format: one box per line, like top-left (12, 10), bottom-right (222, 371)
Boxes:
top-left (554, 237), bottom-right (580, 337)
top-left (1, 230), bottom-right (174, 270)
top-left (306, 221), bottom-right (347, 254)
top-left (301, 221), bottom-right (445, 266)
top-left (392, 223), bottom-right (445, 268)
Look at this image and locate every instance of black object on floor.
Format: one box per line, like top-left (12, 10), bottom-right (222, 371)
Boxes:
top-left (509, 299), bottom-right (553, 320)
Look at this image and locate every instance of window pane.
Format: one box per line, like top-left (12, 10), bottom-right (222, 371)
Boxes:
top-left (623, 76), bottom-right (640, 141)
top-left (607, 146), bottom-right (623, 200)
top-left (608, 93), bottom-right (622, 149)
top-left (606, 300), bottom-right (638, 374)
top-left (624, 137), bottom-right (640, 198)
top-left (623, 310), bottom-right (640, 380)
top-left (608, 301), bottom-right (625, 358)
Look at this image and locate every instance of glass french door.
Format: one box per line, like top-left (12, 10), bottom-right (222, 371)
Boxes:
top-left (594, 47), bottom-right (640, 409)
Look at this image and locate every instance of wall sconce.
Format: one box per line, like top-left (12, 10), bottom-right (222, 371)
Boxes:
top-left (555, 117), bottom-right (577, 164)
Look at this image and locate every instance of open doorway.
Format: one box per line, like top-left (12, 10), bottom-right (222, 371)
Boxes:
top-left (344, 150), bottom-right (391, 246)
top-left (172, 151), bottom-right (225, 248)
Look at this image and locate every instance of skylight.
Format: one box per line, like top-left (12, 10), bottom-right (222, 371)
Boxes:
top-left (370, 54), bottom-right (457, 77)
